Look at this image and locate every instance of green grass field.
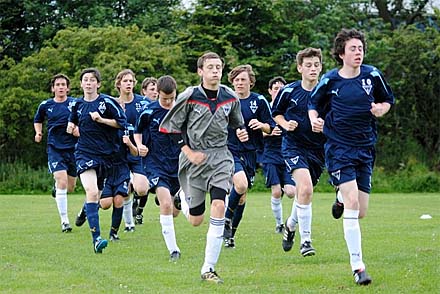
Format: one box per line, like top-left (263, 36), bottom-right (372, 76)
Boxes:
top-left (1, 192), bottom-right (439, 293)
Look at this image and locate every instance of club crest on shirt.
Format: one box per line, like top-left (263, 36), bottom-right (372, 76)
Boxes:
top-left (68, 101), bottom-right (74, 112)
top-left (135, 102), bottom-right (143, 112)
top-left (331, 170), bottom-right (341, 181)
top-left (223, 105), bottom-right (231, 116)
top-left (249, 100), bottom-right (258, 113)
top-left (98, 101), bottom-right (106, 114)
top-left (362, 79), bottom-right (372, 95)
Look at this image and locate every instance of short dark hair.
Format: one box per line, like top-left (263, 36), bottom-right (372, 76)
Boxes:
top-left (51, 74), bottom-right (70, 88)
top-left (197, 52), bottom-right (224, 69)
top-left (331, 28), bottom-right (366, 65)
top-left (268, 76), bottom-right (286, 90)
top-left (296, 47), bottom-right (322, 66)
top-left (157, 75), bottom-right (177, 95)
top-left (80, 68), bottom-right (102, 83)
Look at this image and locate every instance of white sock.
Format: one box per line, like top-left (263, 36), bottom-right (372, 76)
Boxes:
top-left (179, 190), bottom-right (190, 220)
top-left (343, 209), bottom-right (365, 271)
top-left (337, 190), bottom-right (344, 203)
top-left (297, 203), bottom-right (312, 243)
top-left (160, 214), bottom-right (179, 253)
top-left (287, 199), bottom-right (299, 230)
top-left (201, 217), bottom-right (224, 274)
top-left (271, 196), bottom-right (283, 226)
top-left (55, 188), bottom-right (69, 224)
top-left (123, 197), bottom-right (134, 227)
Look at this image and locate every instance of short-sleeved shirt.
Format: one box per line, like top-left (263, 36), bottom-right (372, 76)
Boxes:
top-left (34, 97), bottom-right (78, 150)
top-left (227, 92), bottom-right (276, 154)
top-left (309, 65), bottom-right (395, 147)
top-left (272, 81), bottom-right (326, 150)
top-left (69, 94), bottom-right (127, 156)
top-left (135, 100), bottom-right (180, 178)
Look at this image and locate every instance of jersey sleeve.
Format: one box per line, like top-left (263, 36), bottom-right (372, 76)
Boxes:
top-left (135, 108), bottom-right (151, 134)
top-left (271, 87), bottom-right (290, 117)
top-left (159, 87), bottom-right (194, 134)
top-left (68, 100), bottom-right (79, 125)
top-left (104, 97), bottom-right (127, 128)
top-left (257, 95), bottom-right (276, 129)
top-left (370, 68), bottom-right (395, 105)
top-left (229, 99), bottom-right (245, 129)
top-left (309, 75), bottom-right (331, 117)
top-left (33, 100), bottom-right (47, 123)
top-left (220, 85), bottom-right (243, 129)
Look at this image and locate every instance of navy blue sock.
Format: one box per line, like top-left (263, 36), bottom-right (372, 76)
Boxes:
top-left (110, 206), bottom-right (123, 235)
top-left (137, 194), bottom-right (149, 214)
top-left (231, 203), bottom-right (246, 237)
top-left (85, 202), bottom-right (100, 243)
top-left (225, 187), bottom-right (242, 219)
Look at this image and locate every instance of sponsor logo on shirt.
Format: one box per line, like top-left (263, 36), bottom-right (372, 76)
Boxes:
top-left (290, 98), bottom-right (299, 105)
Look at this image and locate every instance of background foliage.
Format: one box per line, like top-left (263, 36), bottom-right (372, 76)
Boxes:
top-left (0, 0), bottom-right (439, 191)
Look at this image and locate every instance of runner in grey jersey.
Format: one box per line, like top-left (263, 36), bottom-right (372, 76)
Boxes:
top-left (159, 52), bottom-right (248, 284)
top-left (161, 84), bottom-right (243, 206)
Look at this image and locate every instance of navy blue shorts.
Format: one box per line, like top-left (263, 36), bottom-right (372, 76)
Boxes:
top-left (101, 163), bottom-right (130, 198)
top-left (232, 150), bottom-right (257, 188)
top-left (262, 163), bottom-right (295, 188)
top-left (146, 172), bottom-right (180, 196)
top-left (283, 145), bottom-right (324, 186)
top-left (325, 142), bottom-right (375, 194)
top-left (127, 154), bottom-right (146, 176)
top-left (47, 146), bottom-right (77, 177)
top-left (75, 151), bottom-right (112, 190)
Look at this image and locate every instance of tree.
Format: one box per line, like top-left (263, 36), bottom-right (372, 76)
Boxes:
top-left (0, 26), bottom-right (188, 166)
top-left (0, 0), bottom-right (184, 63)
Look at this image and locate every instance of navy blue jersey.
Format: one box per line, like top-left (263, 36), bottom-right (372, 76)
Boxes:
top-left (309, 64), bottom-right (395, 147)
top-left (112, 129), bottom-right (130, 165)
top-left (272, 81), bottom-right (325, 149)
top-left (135, 101), bottom-right (180, 177)
top-left (34, 97), bottom-right (78, 150)
top-left (124, 94), bottom-right (151, 163)
top-left (69, 94), bottom-right (127, 156)
top-left (125, 94), bottom-right (151, 127)
top-left (228, 92), bottom-right (275, 153)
